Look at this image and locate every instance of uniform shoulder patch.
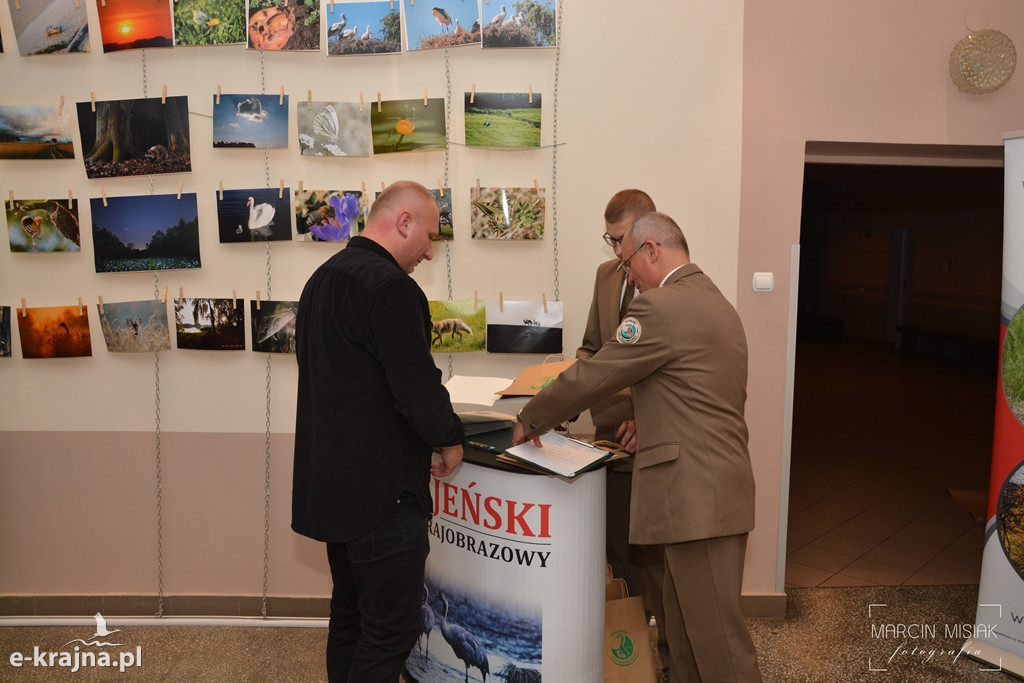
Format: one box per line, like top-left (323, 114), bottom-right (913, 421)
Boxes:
top-left (616, 316), bottom-right (641, 344)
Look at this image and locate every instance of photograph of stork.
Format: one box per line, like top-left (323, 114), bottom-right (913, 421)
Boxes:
top-left (295, 189), bottom-right (366, 242)
top-left (7, 197), bottom-right (81, 253)
top-left (173, 0), bottom-right (246, 46)
top-left (464, 92), bottom-right (541, 148)
top-left (402, 0), bottom-right (479, 50)
top-left (213, 93), bottom-right (289, 149)
top-left (0, 307), bottom-right (11, 358)
top-left (16, 304), bottom-right (92, 358)
top-left (96, 0), bottom-right (173, 52)
top-left (470, 186), bottom-right (545, 240)
top-left (174, 297), bottom-right (245, 350)
top-left (251, 299), bottom-right (297, 353)
top-left (90, 193), bottom-right (201, 273)
top-left (0, 105), bottom-right (75, 160)
top-left (97, 299), bottom-right (171, 353)
top-left (428, 300), bottom-right (485, 352)
top-left (216, 187), bottom-right (292, 243)
top-left (297, 101), bottom-right (370, 157)
top-left (77, 96), bottom-right (192, 178)
top-left (246, 0), bottom-right (319, 50)
top-left (370, 98), bottom-right (447, 154)
top-left (326, 0), bottom-right (401, 55)
top-left (7, 0), bottom-right (90, 55)
top-left (481, 0), bottom-right (556, 49)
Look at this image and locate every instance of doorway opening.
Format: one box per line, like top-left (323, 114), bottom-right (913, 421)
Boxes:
top-left (786, 145), bottom-right (1003, 588)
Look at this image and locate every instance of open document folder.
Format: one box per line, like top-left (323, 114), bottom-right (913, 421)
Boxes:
top-left (503, 432), bottom-right (614, 478)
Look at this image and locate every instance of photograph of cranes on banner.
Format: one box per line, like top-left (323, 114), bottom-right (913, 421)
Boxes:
top-left (326, 0), bottom-right (401, 55)
top-left (480, 1), bottom-right (556, 48)
top-left (7, 197), bottom-right (81, 252)
top-left (464, 92), bottom-right (541, 148)
top-left (295, 189), bottom-right (366, 242)
top-left (370, 98), bottom-right (446, 154)
top-left (7, 0), bottom-right (90, 55)
top-left (251, 300), bottom-right (298, 353)
top-left (174, 297), bottom-right (245, 350)
top-left (428, 300), bottom-right (485, 352)
top-left (0, 105), bottom-right (75, 159)
top-left (402, 0), bottom-right (479, 50)
top-left (96, 0), bottom-right (172, 52)
top-left (297, 101), bottom-right (371, 157)
top-left (246, 0), bottom-right (320, 50)
top-left (471, 187), bottom-right (544, 240)
top-left (173, 0), bottom-right (245, 46)
top-left (16, 304), bottom-right (92, 358)
top-left (214, 93), bottom-right (290, 149)
top-left (90, 193), bottom-right (201, 272)
top-left (77, 96), bottom-right (192, 178)
top-left (1005, 306), bottom-right (1024, 426)
top-left (98, 299), bottom-right (171, 353)
top-left (217, 187), bottom-right (292, 243)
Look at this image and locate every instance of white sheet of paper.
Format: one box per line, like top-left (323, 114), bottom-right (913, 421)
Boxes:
top-left (444, 374), bottom-right (513, 407)
top-left (504, 432), bottom-right (610, 478)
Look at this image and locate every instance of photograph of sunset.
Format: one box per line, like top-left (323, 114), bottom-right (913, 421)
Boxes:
top-left (96, 0), bottom-right (173, 52)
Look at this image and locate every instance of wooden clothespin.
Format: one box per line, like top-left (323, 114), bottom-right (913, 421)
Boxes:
top-left (20, 298), bottom-right (27, 317)
top-left (98, 296), bottom-right (105, 315)
top-left (219, 181), bottom-right (224, 200)
top-left (232, 290), bottom-right (237, 309)
top-left (390, 0), bottom-right (394, 9)
top-left (499, 292), bottom-right (504, 312)
top-left (58, 95), bottom-right (64, 116)
top-left (438, 180), bottom-right (444, 197)
top-left (307, 90), bottom-right (312, 111)
top-left (330, 0), bottom-right (334, 11)
top-left (279, 179), bottom-right (285, 198)
top-left (78, 297), bottom-right (84, 316)
top-left (67, 190), bottom-right (74, 209)
top-left (359, 92), bottom-right (364, 113)
top-left (91, 92), bottom-right (96, 112)
top-left (161, 85), bottom-right (167, 104)
top-left (177, 180), bottom-right (183, 199)
top-left (8, 191), bottom-right (14, 211)
top-left (161, 286), bottom-right (168, 303)
top-left (534, 178), bottom-right (539, 192)
top-left (474, 291), bottom-right (479, 310)
top-left (178, 286), bottom-right (184, 303)
top-left (424, 87), bottom-right (429, 106)
top-left (298, 179), bottom-right (304, 194)
top-left (529, 84), bottom-right (533, 104)
top-left (13, 0), bottom-right (20, 9)
top-left (377, 92), bottom-right (382, 113)
top-left (542, 292), bottom-right (548, 313)
top-left (471, 84), bottom-right (476, 104)
top-left (216, 85), bottom-right (222, 105)
top-left (256, 290), bottom-right (261, 310)
top-left (476, 178), bottom-right (481, 198)
top-left (280, 86), bottom-right (285, 105)
top-left (381, 181), bottom-right (386, 193)
top-left (101, 188), bottom-right (108, 207)
top-left (361, 181), bottom-right (367, 196)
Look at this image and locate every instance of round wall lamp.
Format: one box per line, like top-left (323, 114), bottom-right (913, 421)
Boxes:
top-left (949, 28), bottom-right (1017, 94)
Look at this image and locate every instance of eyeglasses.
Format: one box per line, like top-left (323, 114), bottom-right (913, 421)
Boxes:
top-left (602, 233), bottom-right (623, 248)
top-left (617, 241), bottom-right (649, 275)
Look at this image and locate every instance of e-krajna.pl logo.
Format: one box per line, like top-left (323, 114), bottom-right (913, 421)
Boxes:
top-left (7, 613), bottom-right (142, 673)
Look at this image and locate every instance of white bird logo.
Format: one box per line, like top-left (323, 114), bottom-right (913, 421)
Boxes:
top-left (92, 613), bottom-right (121, 638)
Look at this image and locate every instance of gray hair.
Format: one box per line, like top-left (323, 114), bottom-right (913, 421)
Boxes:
top-left (629, 212), bottom-right (689, 257)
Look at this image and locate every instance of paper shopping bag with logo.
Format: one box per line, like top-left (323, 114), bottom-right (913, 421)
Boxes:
top-left (604, 594), bottom-right (657, 682)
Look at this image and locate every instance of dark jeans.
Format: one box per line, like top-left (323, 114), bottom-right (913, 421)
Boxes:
top-left (326, 494), bottom-right (430, 682)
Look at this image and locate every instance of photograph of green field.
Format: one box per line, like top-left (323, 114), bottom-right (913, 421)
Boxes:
top-left (1004, 306), bottom-right (1024, 426)
top-left (0, 105), bottom-right (74, 160)
top-left (428, 300), bottom-right (486, 352)
top-left (464, 92), bottom-right (541, 148)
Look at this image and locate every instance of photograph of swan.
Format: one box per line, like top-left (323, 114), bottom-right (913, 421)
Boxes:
top-left (216, 187), bottom-right (292, 243)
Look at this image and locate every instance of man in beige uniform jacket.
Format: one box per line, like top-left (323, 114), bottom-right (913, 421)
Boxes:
top-left (514, 212), bottom-right (762, 682)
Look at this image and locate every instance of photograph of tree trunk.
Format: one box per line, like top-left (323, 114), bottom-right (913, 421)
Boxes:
top-left (76, 96), bottom-right (192, 178)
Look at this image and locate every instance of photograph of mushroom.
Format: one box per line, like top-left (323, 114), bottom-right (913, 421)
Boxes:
top-left (173, 0), bottom-right (245, 46)
top-left (470, 186), bottom-right (544, 240)
top-left (7, 0), bottom-right (90, 55)
top-left (217, 187), bottom-right (292, 243)
top-left (246, 0), bottom-right (319, 51)
top-left (214, 93), bottom-right (289, 149)
top-left (402, 0), bottom-right (479, 51)
top-left (7, 197), bottom-right (81, 253)
top-left (428, 300), bottom-right (485, 352)
top-left (98, 299), bottom-right (171, 353)
top-left (0, 306), bottom-right (11, 358)
top-left (96, 0), bottom-right (173, 53)
top-left (295, 189), bottom-right (366, 242)
top-left (297, 101), bottom-right (370, 157)
top-left (326, 0), bottom-right (401, 55)
top-left (370, 98), bottom-right (447, 154)
top-left (16, 304), bottom-right (92, 358)
top-left (464, 92), bottom-right (541, 148)
top-left (251, 299), bottom-right (297, 353)
top-left (0, 105), bottom-right (75, 160)
top-left (77, 96), bottom-right (192, 178)
top-left (174, 297), bottom-right (245, 350)
top-left (90, 193), bottom-right (201, 272)
top-left (481, 0), bottom-right (556, 49)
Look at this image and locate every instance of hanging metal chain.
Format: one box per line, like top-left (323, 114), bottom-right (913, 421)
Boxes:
top-left (142, 48), bottom-right (148, 99)
top-left (550, 0), bottom-right (564, 301)
top-left (442, 46), bottom-right (456, 379)
top-left (153, 272), bottom-right (164, 617)
top-left (262, 244), bottom-right (273, 618)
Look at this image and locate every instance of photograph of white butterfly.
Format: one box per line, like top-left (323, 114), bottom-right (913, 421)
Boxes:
top-left (296, 101), bottom-right (371, 157)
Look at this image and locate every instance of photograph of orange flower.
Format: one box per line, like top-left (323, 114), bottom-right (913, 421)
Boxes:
top-left (16, 304), bottom-right (92, 358)
top-left (369, 98), bottom-right (446, 154)
top-left (96, 0), bottom-right (173, 53)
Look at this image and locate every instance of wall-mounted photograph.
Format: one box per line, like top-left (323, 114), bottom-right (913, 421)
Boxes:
top-left (214, 93), bottom-right (289, 149)
top-left (0, 105), bottom-right (75, 160)
top-left (7, 198), bottom-right (81, 252)
top-left (481, 0), bottom-right (556, 48)
top-left (402, 0), bottom-right (479, 50)
top-left (8, 0), bottom-right (90, 55)
top-left (173, 0), bottom-right (246, 46)
top-left (464, 92), bottom-right (541, 148)
top-left (0, 306), bottom-right (11, 358)
top-left (174, 297), bottom-right (245, 350)
top-left (246, 0), bottom-right (319, 51)
top-left (486, 299), bottom-right (563, 353)
top-left (428, 300), bottom-right (486, 352)
top-left (217, 187), bottom-right (292, 242)
top-left (98, 299), bottom-right (171, 353)
top-left (471, 186), bottom-right (545, 240)
top-left (297, 101), bottom-right (370, 156)
top-left (432, 188), bottom-right (454, 240)
top-left (370, 98), bottom-right (447, 154)
top-left (295, 189), bottom-right (366, 242)
top-left (326, 0), bottom-right (401, 55)
top-left (1004, 305), bottom-right (1024, 426)
top-left (16, 304), bottom-right (92, 358)
top-left (90, 193), bottom-right (201, 272)
top-left (97, 0), bottom-right (173, 52)
top-left (77, 96), bottom-right (192, 178)
top-left (251, 299), bottom-right (297, 353)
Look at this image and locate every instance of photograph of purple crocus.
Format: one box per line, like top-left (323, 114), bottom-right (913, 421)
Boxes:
top-left (294, 189), bottom-right (366, 242)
